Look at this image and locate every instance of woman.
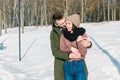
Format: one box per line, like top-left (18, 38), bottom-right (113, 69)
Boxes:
top-left (60, 14), bottom-right (92, 80)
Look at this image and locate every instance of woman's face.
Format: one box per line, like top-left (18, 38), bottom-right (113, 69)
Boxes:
top-left (66, 20), bottom-right (73, 31)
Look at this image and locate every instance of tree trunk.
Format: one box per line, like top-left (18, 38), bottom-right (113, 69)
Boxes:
top-left (3, 2), bottom-right (7, 33)
top-left (40, 0), bottom-right (44, 26)
top-left (28, 8), bottom-right (31, 26)
top-left (21, 0), bottom-right (24, 33)
top-left (84, 0), bottom-right (87, 22)
top-left (30, 11), bottom-right (34, 26)
top-left (112, 6), bottom-right (114, 21)
top-left (81, 0), bottom-right (84, 23)
top-left (97, 4), bottom-right (100, 22)
top-left (8, 0), bottom-right (13, 28)
top-left (13, 0), bottom-right (18, 27)
top-left (102, 0), bottom-right (106, 21)
top-left (0, 9), bottom-right (2, 35)
top-left (64, 0), bottom-right (68, 17)
top-left (34, 0), bottom-right (38, 28)
top-left (113, 0), bottom-right (116, 21)
top-left (119, 7), bottom-right (120, 20)
top-left (44, 0), bottom-right (47, 27)
top-left (26, 0), bottom-right (31, 26)
top-left (107, 0), bottom-right (110, 22)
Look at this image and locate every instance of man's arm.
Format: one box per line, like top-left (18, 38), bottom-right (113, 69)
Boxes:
top-left (50, 31), bottom-right (69, 61)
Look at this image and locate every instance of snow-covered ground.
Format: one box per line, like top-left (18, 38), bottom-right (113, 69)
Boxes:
top-left (0, 21), bottom-right (120, 80)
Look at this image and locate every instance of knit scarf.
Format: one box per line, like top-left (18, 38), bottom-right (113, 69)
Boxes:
top-left (62, 27), bottom-right (86, 42)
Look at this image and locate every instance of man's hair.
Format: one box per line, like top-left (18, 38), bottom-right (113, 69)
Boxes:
top-left (52, 11), bottom-right (64, 23)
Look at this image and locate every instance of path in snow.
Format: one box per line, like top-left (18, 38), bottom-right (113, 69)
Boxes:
top-left (85, 36), bottom-right (120, 80)
top-left (89, 36), bottom-right (120, 73)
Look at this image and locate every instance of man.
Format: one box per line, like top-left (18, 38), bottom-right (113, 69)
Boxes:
top-left (50, 11), bottom-right (89, 80)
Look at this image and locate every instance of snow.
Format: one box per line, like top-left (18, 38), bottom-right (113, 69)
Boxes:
top-left (0, 21), bottom-right (120, 80)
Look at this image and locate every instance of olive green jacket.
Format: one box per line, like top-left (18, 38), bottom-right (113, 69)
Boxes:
top-left (50, 25), bottom-right (69, 80)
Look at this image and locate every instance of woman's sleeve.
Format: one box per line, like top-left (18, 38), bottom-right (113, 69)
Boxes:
top-left (77, 40), bottom-right (87, 57)
top-left (83, 33), bottom-right (92, 48)
top-left (77, 33), bottom-right (88, 56)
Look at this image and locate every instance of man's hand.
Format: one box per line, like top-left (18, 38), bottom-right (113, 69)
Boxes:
top-left (81, 38), bottom-right (91, 47)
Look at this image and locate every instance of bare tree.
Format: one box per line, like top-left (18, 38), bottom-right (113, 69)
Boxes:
top-left (0, 7), bottom-right (1, 35)
top-left (3, 1), bottom-right (7, 33)
top-left (112, 0), bottom-right (116, 21)
top-left (26, 0), bottom-right (31, 26)
top-left (8, 0), bottom-right (14, 28)
top-left (28, 0), bottom-right (34, 26)
top-left (44, 0), bottom-right (47, 27)
top-left (84, 0), bottom-right (88, 22)
top-left (21, 0), bottom-right (25, 33)
top-left (108, 0), bottom-right (110, 22)
top-left (34, 0), bottom-right (38, 27)
top-left (119, 6), bottom-right (120, 20)
top-left (81, 0), bottom-right (84, 22)
top-left (3, 4), bottom-right (6, 32)
top-left (64, 0), bottom-right (68, 17)
top-left (97, 3), bottom-right (100, 22)
top-left (40, 0), bottom-right (44, 26)
top-left (102, 0), bottom-right (106, 21)
top-left (13, 0), bottom-right (18, 27)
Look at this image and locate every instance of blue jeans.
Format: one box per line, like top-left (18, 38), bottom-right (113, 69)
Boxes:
top-left (63, 59), bottom-right (87, 80)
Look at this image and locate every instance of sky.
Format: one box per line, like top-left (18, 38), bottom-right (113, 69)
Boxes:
top-left (0, 21), bottom-right (120, 80)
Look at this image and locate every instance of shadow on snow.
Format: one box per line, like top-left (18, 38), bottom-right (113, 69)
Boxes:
top-left (89, 36), bottom-right (120, 73)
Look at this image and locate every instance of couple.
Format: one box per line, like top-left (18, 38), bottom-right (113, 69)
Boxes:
top-left (50, 11), bottom-right (92, 80)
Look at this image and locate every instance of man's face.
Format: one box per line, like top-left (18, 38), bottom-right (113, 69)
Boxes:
top-left (55, 18), bottom-right (66, 28)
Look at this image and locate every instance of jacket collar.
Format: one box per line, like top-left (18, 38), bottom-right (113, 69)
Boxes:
top-left (52, 23), bottom-right (61, 32)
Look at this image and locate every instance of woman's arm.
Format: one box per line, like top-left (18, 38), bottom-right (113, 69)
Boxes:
top-left (60, 34), bottom-right (82, 59)
top-left (77, 33), bottom-right (92, 48)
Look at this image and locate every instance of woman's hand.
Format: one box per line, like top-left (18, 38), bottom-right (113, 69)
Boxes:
top-left (77, 36), bottom-right (91, 48)
top-left (69, 52), bottom-right (81, 59)
top-left (70, 47), bottom-right (81, 58)
top-left (66, 20), bottom-right (73, 32)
